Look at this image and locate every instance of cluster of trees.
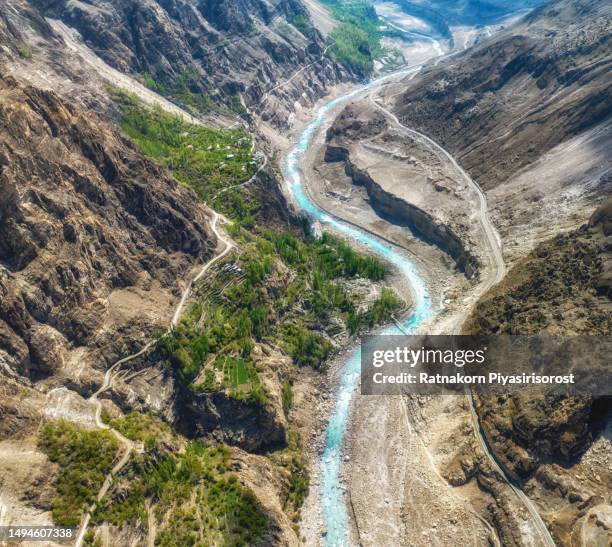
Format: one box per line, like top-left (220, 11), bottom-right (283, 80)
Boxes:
top-left (323, 0), bottom-right (383, 73)
top-left (262, 230), bottom-right (387, 281)
top-left (137, 69), bottom-right (219, 116)
top-left (281, 323), bottom-right (332, 370)
top-left (346, 288), bottom-right (403, 334)
top-left (111, 90), bottom-right (259, 225)
top-left (39, 421), bottom-right (118, 527)
top-left (158, 227), bottom-right (401, 395)
top-left (89, 433), bottom-right (268, 546)
top-left (106, 411), bottom-right (171, 450)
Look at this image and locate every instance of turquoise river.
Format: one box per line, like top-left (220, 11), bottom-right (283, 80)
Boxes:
top-left (284, 65), bottom-right (438, 545)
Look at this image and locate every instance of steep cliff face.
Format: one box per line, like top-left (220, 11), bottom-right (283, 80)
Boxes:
top-left (393, 0), bottom-right (612, 189)
top-left (0, 73), bottom-right (215, 380)
top-left (323, 104), bottom-right (481, 277)
top-left (325, 144), bottom-right (480, 276)
top-left (175, 371), bottom-right (288, 452)
top-left (465, 201), bottom-right (611, 470)
top-left (26, 0), bottom-right (349, 126)
top-left (0, 72), bottom-right (307, 545)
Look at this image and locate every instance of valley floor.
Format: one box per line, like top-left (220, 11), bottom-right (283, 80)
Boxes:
top-left (282, 12), bottom-right (610, 546)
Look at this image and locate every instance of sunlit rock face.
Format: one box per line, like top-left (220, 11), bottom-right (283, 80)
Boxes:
top-left (0, 74), bottom-right (215, 380)
top-left (29, 0), bottom-right (352, 128)
top-left (393, 0), bottom-right (612, 189)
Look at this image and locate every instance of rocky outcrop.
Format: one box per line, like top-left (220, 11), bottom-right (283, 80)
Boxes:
top-left (396, 0), bottom-right (542, 35)
top-left (176, 389), bottom-right (286, 453)
top-left (590, 199), bottom-right (612, 298)
top-left (0, 73), bottom-right (215, 379)
top-left (473, 392), bottom-right (596, 478)
top-left (463, 201), bottom-right (612, 537)
top-left (326, 144), bottom-right (480, 277)
top-left (463, 202), bottom-right (612, 545)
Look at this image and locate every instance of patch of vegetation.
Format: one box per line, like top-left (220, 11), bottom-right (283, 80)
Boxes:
top-left (136, 69), bottom-right (220, 116)
top-left (320, 0), bottom-right (406, 73)
top-left (346, 287), bottom-right (403, 334)
top-left (82, 531), bottom-right (102, 547)
top-left (106, 411), bottom-right (173, 450)
top-left (39, 421), bottom-right (119, 527)
top-left (290, 13), bottom-right (311, 35)
top-left (362, 287), bottom-right (404, 327)
top-left (281, 380), bottom-right (293, 415)
top-left (281, 323), bottom-right (332, 369)
top-left (265, 230), bottom-right (387, 280)
top-left (157, 227), bottom-right (394, 397)
top-left (109, 90), bottom-right (259, 225)
top-left (16, 42), bottom-right (33, 59)
top-left (330, 21), bottom-right (377, 72)
top-left (321, 1), bottom-right (384, 72)
top-left (285, 456), bottom-right (309, 515)
top-left (227, 95), bottom-right (248, 117)
top-left (94, 442), bottom-right (267, 546)
top-left (270, 430), bottom-right (309, 521)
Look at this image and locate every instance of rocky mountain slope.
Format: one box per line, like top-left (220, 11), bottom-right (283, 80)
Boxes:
top-left (0, 72), bottom-right (215, 383)
top-left (463, 201), bottom-right (612, 543)
top-left (393, 0), bottom-right (611, 190)
top-left (6, 0), bottom-right (350, 128)
top-left (401, 3), bottom-right (612, 541)
top-left (388, 0), bottom-right (543, 40)
top-left (0, 71), bottom-right (290, 542)
top-left (0, 45), bottom-right (402, 544)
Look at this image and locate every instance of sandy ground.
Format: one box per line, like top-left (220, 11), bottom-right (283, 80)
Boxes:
top-left (345, 395), bottom-right (501, 547)
top-left (302, 0), bottom-right (337, 37)
top-left (0, 439), bottom-right (60, 543)
top-left (488, 119), bottom-right (612, 265)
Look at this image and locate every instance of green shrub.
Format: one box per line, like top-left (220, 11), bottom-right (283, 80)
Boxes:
top-left (281, 380), bottom-right (293, 415)
top-left (347, 310), bottom-right (361, 334)
top-left (39, 421), bottom-right (119, 526)
top-left (281, 324), bottom-right (331, 369)
top-left (270, 429), bottom-right (309, 517)
top-left (107, 411), bottom-right (172, 449)
top-left (362, 288), bottom-right (403, 327)
top-left (286, 455), bottom-right (309, 509)
top-left (16, 43), bottom-right (33, 59)
top-left (290, 14), bottom-right (311, 34)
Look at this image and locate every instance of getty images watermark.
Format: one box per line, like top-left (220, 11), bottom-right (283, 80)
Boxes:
top-left (361, 335), bottom-right (611, 396)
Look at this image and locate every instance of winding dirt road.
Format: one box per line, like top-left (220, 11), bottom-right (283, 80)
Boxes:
top-left (74, 212), bottom-right (234, 547)
top-left (370, 97), bottom-right (506, 287)
top-left (370, 95), bottom-right (555, 547)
